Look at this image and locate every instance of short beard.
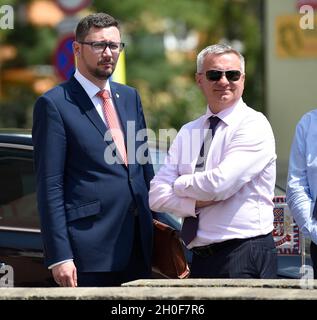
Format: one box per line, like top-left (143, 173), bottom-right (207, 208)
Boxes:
top-left (92, 67), bottom-right (113, 80)
top-left (82, 53), bottom-right (115, 80)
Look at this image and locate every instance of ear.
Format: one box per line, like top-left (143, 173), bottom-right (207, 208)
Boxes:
top-left (73, 41), bottom-right (80, 56)
top-left (195, 73), bottom-right (203, 88)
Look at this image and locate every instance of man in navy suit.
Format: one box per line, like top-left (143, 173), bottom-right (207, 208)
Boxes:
top-left (32, 13), bottom-right (154, 287)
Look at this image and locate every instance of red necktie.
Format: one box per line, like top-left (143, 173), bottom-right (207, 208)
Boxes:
top-left (98, 89), bottom-right (128, 166)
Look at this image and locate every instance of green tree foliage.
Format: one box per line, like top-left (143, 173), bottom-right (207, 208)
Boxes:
top-left (1, 0), bottom-right (264, 131)
top-left (95, 0), bottom-right (264, 131)
top-left (0, 0), bottom-right (56, 128)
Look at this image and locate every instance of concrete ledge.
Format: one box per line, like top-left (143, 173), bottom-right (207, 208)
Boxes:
top-left (122, 278), bottom-right (317, 289)
top-left (1, 279), bottom-right (317, 300)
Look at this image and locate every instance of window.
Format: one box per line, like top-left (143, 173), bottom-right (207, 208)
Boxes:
top-left (0, 148), bottom-right (39, 229)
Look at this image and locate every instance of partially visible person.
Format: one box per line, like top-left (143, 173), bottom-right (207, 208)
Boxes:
top-left (32, 12), bottom-right (154, 287)
top-left (149, 44), bottom-right (277, 279)
top-left (286, 109), bottom-right (317, 278)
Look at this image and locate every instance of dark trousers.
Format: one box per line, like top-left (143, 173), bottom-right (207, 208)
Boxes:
top-left (77, 218), bottom-right (151, 287)
top-left (190, 233), bottom-right (277, 279)
top-left (310, 241), bottom-right (317, 279)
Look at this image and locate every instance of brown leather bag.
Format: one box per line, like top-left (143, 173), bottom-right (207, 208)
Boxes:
top-left (152, 219), bottom-right (190, 279)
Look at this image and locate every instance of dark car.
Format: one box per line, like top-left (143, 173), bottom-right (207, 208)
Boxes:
top-left (0, 129), bottom-right (311, 286)
top-left (0, 129), bottom-right (54, 286)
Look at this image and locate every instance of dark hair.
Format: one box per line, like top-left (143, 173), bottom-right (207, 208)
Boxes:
top-left (75, 13), bottom-right (119, 41)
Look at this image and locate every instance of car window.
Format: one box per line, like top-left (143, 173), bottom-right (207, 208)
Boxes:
top-left (0, 147), bottom-right (39, 229)
top-left (149, 147), bottom-right (167, 174)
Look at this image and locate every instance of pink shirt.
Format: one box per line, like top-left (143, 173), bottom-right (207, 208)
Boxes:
top-left (149, 99), bottom-right (276, 248)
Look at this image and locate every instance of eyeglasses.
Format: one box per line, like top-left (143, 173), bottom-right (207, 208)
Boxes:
top-left (204, 70), bottom-right (242, 82)
top-left (78, 41), bottom-right (125, 53)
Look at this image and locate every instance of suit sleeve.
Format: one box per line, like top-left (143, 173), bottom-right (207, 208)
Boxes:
top-left (135, 90), bottom-right (154, 190)
top-left (32, 95), bottom-right (73, 267)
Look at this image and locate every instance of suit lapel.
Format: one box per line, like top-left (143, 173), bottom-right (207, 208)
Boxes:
top-left (68, 76), bottom-right (128, 169)
top-left (68, 76), bottom-right (106, 138)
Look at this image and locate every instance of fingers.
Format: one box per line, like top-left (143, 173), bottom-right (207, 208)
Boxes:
top-left (64, 268), bottom-right (77, 287)
top-left (55, 275), bottom-right (77, 287)
top-left (196, 200), bottom-right (219, 208)
top-left (52, 261), bottom-right (77, 287)
top-left (73, 268), bottom-right (78, 287)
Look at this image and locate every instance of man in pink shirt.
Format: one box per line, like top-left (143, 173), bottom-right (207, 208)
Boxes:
top-left (149, 44), bottom-right (277, 278)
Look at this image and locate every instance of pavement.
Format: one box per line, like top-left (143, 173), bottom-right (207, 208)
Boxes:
top-left (0, 279), bottom-right (317, 300)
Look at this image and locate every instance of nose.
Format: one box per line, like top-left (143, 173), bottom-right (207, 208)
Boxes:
top-left (102, 45), bottom-right (112, 56)
top-left (217, 73), bottom-right (230, 85)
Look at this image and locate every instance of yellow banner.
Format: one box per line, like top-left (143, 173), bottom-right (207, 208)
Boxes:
top-left (276, 14), bottom-right (317, 58)
top-left (112, 50), bottom-right (126, 84)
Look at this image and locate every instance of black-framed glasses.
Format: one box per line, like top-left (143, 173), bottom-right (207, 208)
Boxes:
top-left (79, 41), bottom-right (125, 53)
top-left (204, 70), bottom-right (242, 82)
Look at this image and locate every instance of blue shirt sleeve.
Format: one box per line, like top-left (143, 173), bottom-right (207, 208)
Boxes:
top-left (286, 111), bottom-right (317, 244)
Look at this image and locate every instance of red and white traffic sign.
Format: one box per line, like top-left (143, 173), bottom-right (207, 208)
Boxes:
top-left (53, 34), bottom-right (75, 80)
top-left (297, 0), bottom-right (317, 9)
top-left (56, 0), bottom-right (92, 15)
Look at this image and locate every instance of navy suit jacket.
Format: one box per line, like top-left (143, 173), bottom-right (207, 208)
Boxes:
top-left (32, 76), bottom-right (154, 272)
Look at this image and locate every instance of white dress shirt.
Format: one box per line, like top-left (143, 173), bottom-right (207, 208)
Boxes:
top-left (286, 109), bottom-right (317, 245)
top-left (149, 99), bottom-right (276, 248)
top-left (74, 69), bottom-right (112, 125)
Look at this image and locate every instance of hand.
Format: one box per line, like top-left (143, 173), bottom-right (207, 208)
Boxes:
top-left (52, 261), bottom-right (77, 287)
top-left (196, 200), bottom-right (218, 208)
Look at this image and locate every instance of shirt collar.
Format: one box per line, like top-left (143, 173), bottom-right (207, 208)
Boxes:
top-left (204, 98), bottom-right (245, 126)
top-left (74, 69), bottom-right (111, 99)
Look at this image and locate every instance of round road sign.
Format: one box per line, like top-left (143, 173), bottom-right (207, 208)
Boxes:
top-left (53, 34), bottom-right (75, 80)
top-left (56, 0), bottom-right (92, 15)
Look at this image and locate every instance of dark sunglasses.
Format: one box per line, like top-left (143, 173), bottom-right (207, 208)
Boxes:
top-left (205, 70), bottom-right (242, 82)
